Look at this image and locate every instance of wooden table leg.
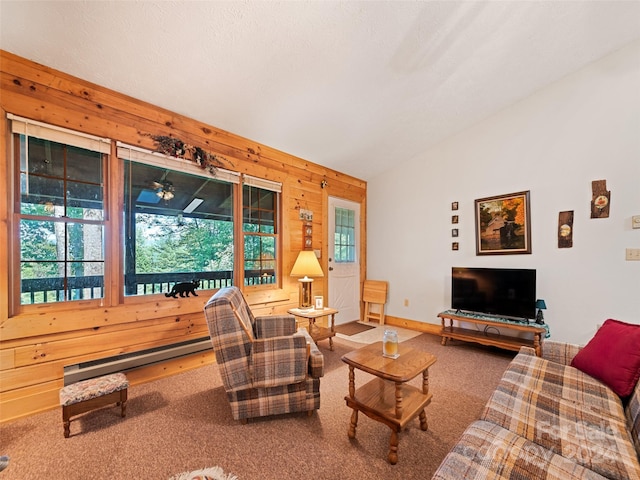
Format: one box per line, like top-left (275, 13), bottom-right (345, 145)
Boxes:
top-left (420, 368), bottom-right (429, 430)
top-left (418, 409), bottom-right (428, 431)
top-left (348, 366), bottom-right (355, 398)
top-left (388, 428), bottom-right (399, 465)
top-left (440, 317), bottom-right (448, 345)
top-left (348, 409), bottom-right (358, 439)
top-left (347, 365), bottom-right (358, 438)
top-left (394, 382), bottom-right (403, 419)
top-left (422, 369), bottom-right (430, 395)
top-left (534, 332), bottom-right (542, 357)
top-left (329, 313), bottom-right (335, 351)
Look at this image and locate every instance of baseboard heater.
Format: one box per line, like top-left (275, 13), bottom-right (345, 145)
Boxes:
top-left (63, 336), bottom-right (212, 386)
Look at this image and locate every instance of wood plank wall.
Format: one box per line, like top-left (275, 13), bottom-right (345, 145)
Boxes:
top-left (0, 50), bottom-right (367, 422)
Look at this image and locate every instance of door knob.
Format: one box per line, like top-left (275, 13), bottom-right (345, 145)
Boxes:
top-left (329, 267), bottom-right (334, 271)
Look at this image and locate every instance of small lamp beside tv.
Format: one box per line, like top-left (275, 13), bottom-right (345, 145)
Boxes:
top-left (290, 250), bottom-right (324, 310)
top-left (535, 299), bottom-right (547, 325)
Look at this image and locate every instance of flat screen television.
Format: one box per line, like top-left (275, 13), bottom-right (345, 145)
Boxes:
top-left (451, 267), bottom-right (536, 320)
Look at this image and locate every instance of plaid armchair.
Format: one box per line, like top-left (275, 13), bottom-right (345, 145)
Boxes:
top-left (204, 286), bottom-right (324, 423)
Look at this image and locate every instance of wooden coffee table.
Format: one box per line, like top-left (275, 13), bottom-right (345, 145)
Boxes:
top-left (341, 342), bottom-right (437, 464)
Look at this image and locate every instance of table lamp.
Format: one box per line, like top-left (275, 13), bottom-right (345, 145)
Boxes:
top-left (290, 250), bottom-right (324, 310)
top-left (535, 299), bottom-right (547, 325)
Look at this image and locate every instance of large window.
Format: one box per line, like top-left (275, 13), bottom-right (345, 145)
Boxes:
top-left (122, 150), bottom-right (237, 296)
top-left (11, 117), bottom-right (283, 309)
top-left (12, 116), bottom-right (109, 305)
top-left (120, 147), bottom-right (281, 296)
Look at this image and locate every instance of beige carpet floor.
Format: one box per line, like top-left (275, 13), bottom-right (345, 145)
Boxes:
top-left (0, 333), bottom-right (514, 480)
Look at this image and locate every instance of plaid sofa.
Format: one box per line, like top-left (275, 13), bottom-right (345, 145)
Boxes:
top-left (204, 286), bottom-right (324, 422)
top-left (433, 341), bottom-right (640, 480)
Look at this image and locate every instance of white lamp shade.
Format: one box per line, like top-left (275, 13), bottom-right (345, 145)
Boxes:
top-left (290, 250), bottom-right (324, 278)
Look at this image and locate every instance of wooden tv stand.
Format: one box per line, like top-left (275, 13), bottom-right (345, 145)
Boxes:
top-left (438, 310), bottom-right (548, 356)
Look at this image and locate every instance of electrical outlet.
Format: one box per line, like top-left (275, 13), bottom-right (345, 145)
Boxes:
top-left (626, 248), bottom-right (640, 261)
top-left (633, 215), bottom-right (640, 229)
top-left (403, 298), bottom-right (409, 307)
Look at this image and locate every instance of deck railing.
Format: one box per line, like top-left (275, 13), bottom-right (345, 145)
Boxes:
top-left (21, 270), bottom-right (275, 304)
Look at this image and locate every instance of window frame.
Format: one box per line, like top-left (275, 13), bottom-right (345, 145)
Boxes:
top-left (241, 178), bottom-right (281, 291)
top-left (10, 124), bottom-right (111, 315)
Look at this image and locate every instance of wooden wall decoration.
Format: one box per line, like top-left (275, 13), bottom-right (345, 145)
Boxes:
top-left (590, 179), bottom-right (610, 218)
top-left (303, 222), bottom-right (313, 250)
top-left (558, 211), bottom-right (574, 248)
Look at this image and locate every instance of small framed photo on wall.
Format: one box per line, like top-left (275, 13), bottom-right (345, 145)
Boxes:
top-left (452, 228), bottom-right (459, 237)
top-left (452, 242), bottom-right (459, 251)
top-left (452, 215), bottom-right (459, 224)
top-left (451, 201), bottom-right (459, 211)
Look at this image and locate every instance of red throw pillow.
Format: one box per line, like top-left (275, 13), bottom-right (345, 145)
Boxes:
top-left (571, 319), bottom-right (640, 398)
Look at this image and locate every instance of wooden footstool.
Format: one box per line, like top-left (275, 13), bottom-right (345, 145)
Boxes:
top-left (59, 372), bottom-right (129, 438)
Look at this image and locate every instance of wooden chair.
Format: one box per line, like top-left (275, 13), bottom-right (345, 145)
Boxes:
top-left (363, 280), bottom-right (388, 325)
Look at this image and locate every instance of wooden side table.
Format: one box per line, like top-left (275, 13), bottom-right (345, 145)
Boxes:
top-left (288, 307), bottom-right (338, 351)
top-left (341, 342), bottom-right (437, 464)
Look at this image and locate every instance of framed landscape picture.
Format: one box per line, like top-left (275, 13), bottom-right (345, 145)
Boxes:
top-left (474, 190), bottom-right (531, 255)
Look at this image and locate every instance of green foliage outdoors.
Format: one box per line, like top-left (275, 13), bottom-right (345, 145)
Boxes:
top-left (135, 213), bottom-right (234, 273)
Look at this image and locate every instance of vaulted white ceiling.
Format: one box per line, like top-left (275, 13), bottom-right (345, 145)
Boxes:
top-left (1, 1), bottom-right (639, 180)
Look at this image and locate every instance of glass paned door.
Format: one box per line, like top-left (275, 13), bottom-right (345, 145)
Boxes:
top-left (328, 197), bottom-right (360, 324)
